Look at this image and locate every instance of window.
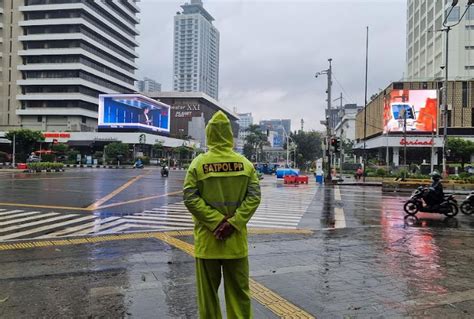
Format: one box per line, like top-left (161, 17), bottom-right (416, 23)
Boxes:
top-left (37, 116), bottom-right (42, 122)
top-left (462, 81), bottom-right (468, 107)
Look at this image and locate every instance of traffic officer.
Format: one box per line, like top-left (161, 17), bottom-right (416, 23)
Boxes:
top-left (183, 111), bottom-right (261, 319)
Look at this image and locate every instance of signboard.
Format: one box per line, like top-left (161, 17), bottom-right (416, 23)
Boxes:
top-left (172, 103), bottom-right (201, 118)
top-left (383, 90), bottom-right (437, 133)
top-left (98, 94), bottom-right (170, 134)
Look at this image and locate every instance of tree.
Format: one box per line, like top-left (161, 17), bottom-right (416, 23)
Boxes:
top-left (243, 143), bottom-right (254, 160)
top-left (51, 143), bottom-right (69, 154)
top-left (5, 129), bottom-right (44, 162)
top-left (104, 142), bottom-right (129, 164)
top-left (152, 141), bottom-right (164, 158)
top-left (243, 124), bottom-right (269, 162)
top-left (447, 138), bottom-right (474, 168)
top-left (288, 130), bottom-right (323, 169)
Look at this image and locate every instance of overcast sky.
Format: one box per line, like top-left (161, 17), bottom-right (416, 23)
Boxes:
top-left (136, 0), bottom-right (407, 131)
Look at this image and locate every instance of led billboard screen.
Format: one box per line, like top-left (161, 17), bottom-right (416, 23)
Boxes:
top-left (383, 89), bottom-right (437, 133)
top-left (98, 94), bottom-right (170, 133)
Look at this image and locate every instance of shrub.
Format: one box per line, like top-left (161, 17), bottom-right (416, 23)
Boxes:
top-left (375, 168), bottom-right (387, 177)
top-left (398, 169), bottom-right (409, 180)
top-left (28, 162), bottom-right (64, 171)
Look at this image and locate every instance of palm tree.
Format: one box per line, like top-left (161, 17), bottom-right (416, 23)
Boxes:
top-left (244, 125), bottom-right (269, 161)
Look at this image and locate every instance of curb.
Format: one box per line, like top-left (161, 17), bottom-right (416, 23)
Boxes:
top-left (337, 182), bottom-right (383, 187)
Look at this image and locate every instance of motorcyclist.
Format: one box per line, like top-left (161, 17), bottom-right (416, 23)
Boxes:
top-left (424, 171), bottom-right (444, 207)
top-left (133, 158), bottom-right (143, 169)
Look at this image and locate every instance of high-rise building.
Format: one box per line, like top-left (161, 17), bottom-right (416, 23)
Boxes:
top-left (173, 0), bottom-right (220, 100)
top-left (259, 119), bottom-right (291, 148)
top-left (236, 112), bottom-right (253, 152)
top-left (406, 0), bottom-right (474, 80)
top-left (137, 77), bottom-right (162, 93)
top-left (0, 0), bottom-right (139, 132)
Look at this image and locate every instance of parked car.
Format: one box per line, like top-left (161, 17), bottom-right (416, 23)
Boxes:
top-left (26, 154), bottom-right (41, 163)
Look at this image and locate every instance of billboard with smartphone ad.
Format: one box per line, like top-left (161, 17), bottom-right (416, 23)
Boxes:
top-left (383, 89), bottom-right (437, 133)
top-left (98, 94), bottom-right (170, 134)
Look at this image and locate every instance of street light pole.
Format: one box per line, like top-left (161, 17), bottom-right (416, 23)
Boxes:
top-left (315, 58), bottom-right (333, 181)
top-left (441, 0), bottom-right (474, 176)
top-left (363, 26), bottom-right (369, 182)
top-left (442, 26), bottom-right (450, 177)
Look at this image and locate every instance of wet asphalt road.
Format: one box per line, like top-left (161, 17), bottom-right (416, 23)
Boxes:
top-left (1, 169), bottom-right (474, 318)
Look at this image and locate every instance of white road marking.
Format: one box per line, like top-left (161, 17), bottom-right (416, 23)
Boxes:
top-left (0, 211), bottom-right (43, 221)
top-left (0, 214), bottom-right (78, 234)
top-left (0, 212), bottom-right (58, 226)
top-left (0, 215), bottom-right (96, 240)
top-left (334, 186), bottom-right (346, 229)
top-left (0, 210), bottom-right (24, 216)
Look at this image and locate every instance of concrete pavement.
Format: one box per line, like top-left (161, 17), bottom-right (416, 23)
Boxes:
top-left (1, 169), bottom-right (474, 318)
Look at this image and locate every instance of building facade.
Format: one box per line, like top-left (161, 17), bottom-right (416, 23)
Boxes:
top-left (406, 0), bottom-right (474, 81)
top-left (354, 81), bottom-right (474, 167)
top-left (147, 92), bottom-right (238, 148)
top-left (334, 104), bottom-right (363, 143)
top-left (173, 0), bottom-right (220, 100)
top-left (0, 0), bottom-right (139, 133)
top-left (236, 112), bottom-right (253, 152)
top-left (137, 77), bottom-right (161, 93)
top-left (259, 119), bottom-right (291, 148)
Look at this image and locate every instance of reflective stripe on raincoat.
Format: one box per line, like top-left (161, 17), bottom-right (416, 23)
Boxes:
top-left (183, 111), bottom-right (261, 259)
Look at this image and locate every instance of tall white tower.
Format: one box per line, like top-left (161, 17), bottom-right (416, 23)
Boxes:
top-left (406, 0), bottom-right (474, 81)
top-left (173, 0), bottom-right (220, 100)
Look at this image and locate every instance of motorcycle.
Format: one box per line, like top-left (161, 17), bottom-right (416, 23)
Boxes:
top-left (161, 166), bottom-right (169, 177)
top-left (133, 160), bottom-right (144, 169)
top-left (403, 186), bottom-right (458, 217)
top-left (460, 192), bottom-right (474, 215)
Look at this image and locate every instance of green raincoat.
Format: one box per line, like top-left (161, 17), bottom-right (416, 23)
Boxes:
top-left (183, 111), bottom-right (261, 259)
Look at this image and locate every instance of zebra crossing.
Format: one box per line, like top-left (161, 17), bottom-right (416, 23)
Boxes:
top-left (0, 181), bottom-right (317, 241)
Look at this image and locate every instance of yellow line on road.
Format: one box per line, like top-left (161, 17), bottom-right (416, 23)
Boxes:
top-left (86, 172), bottom-right (149, 210)
top-left (0, 202), bottom-right (90, 211)
top-left (94, 190), bottom-right (183, 210)
top-left (164, 228), bottom-right (313, 237)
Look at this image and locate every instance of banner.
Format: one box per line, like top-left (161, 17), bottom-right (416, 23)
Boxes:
top-left (383, 90), bottom-right (437, 133)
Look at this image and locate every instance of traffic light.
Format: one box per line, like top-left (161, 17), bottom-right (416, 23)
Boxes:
top-left (330, 137), bottom-right (337, 152)
top-left (335, 138), bottom-right (341, 153)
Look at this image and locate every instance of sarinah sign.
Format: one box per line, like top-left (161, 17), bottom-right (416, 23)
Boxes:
top-left (400, 138), bottom-right (434, 146)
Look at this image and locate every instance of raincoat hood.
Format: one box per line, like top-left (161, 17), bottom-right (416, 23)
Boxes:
top-left (206, 111), bottom-right (234, 151)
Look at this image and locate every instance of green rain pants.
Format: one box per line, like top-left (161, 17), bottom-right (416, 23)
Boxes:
top-left (195, 257), bottom-right (252, 319)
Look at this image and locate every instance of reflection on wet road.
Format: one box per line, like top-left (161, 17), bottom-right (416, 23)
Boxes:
top-left (0, 169), bottom-right (317, 240)
top-left (2, 170), bottom-right (474, 318)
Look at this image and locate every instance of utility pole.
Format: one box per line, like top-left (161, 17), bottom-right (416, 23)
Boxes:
top-left (363, 26), bottom-right (369, 182)
top-left (326, 59), bottom-right (333, 181)
top-left (334, 92), bottom-right (344, 172)
top-left (315, 58), bottom-right (333, 182)
top-left (442, 27), bottom-right (450, 177)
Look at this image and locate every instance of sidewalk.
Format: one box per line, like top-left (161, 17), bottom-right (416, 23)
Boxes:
top-left (1, 227), bottom-right (474, 318)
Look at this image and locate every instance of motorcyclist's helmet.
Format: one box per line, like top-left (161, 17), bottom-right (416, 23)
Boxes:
top-left (430, 171), bottom-right (441, 181)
